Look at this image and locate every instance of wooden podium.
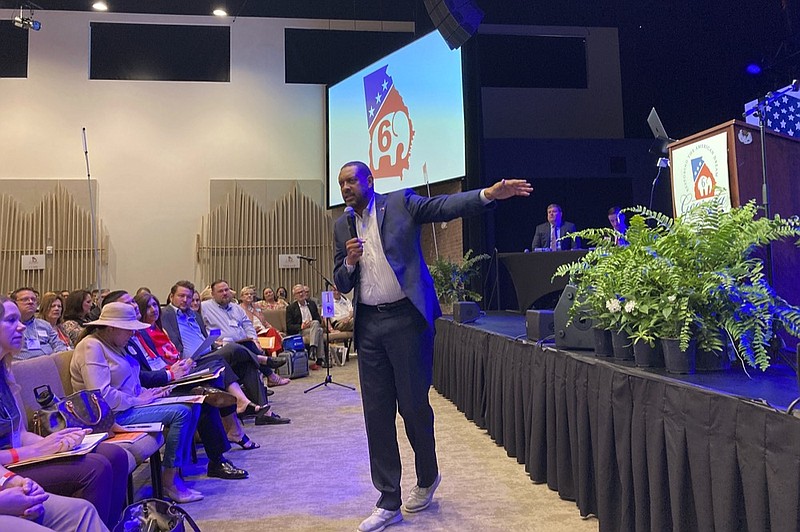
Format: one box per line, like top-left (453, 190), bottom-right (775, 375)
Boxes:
top-left (668, 120), bottom-right (800, 307)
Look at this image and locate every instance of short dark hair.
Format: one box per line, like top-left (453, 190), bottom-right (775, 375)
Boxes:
top-left (170, 280), bottom-right (195, 296)
top-left (210, 279), bottom-right (228, 292)
top-left (341, 160), bottom-right (371, 177)
top-left (608, 206), bottom-right (622, 215)
top-left (11, 287), bottom-right (38, 301)
top-left (101, 290), bottom-right (128, 307)
top-left (546, 204), bottom-right (562, 212)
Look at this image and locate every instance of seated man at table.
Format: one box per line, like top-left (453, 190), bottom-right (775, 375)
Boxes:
top-left (11, 287), bottom-right (69, 360)
top-left (530, 204), bottom-right (579, 250)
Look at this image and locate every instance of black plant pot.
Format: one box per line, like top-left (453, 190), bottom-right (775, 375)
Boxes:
top-left (696, 345), bottom-right (732, 372)
top-left (611, 329), bottom-right (634, 361)
top-left (633, 339), bottom-right (664, 368)
top-left (592, 327), bottom-right (613, 357)
top-left (661, 338), bottom-right (697, 374)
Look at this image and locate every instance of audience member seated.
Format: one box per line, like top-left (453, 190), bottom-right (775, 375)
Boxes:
top-left (238, 286), bottom-right (283, 355)
top-left (133, 292), bottom-right (261, 451)
top-left (275, 286), bottom-right (289, 308)
top-left (86, 290), bottom-right (109, 322)
top-left (0, 478), bottom-right (108, 531)
top-left (70, 303), bottom-right (203, 503)
top-left (11, 289), bottom-right (68, 361)
top-left (257, 287), bottom-right (284, 311)
top-left (286, 284), bottom-right (327, 369)
top-left (189, 290), bottom-right (202, 314)
top-left (36, 294), bottom-right (72, 349)
top-left (162, 281), bottom-right (289, 425)
top-left (61, 291), bottom-right (93, 346)
top-left (201, 280), bottom-right (290, 390)
top-left (329, 286), bottom-right (354, 332)
top-left (0, 295), bottom-right (127, 528)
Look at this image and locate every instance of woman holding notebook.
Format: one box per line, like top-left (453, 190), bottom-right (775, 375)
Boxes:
top-left (70, 302), bottom-right (203, 503)
top-left (0, 294), bottom-right (120, 531)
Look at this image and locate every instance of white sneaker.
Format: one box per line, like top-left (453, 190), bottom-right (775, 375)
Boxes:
top-left (404, 474), bottom-right (441, 513)
top-left (357, 507), bottom-right (403, 532)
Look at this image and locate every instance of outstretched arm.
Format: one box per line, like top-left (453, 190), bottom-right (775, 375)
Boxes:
top-left (482, 179), bottom-right (533, 201)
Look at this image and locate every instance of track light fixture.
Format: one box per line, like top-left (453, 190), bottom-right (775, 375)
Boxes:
top-left (13, 3), bottom-right (41, 31)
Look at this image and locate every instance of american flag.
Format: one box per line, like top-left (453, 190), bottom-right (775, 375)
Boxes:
top-left (744, 85), bottom-right (800, 137)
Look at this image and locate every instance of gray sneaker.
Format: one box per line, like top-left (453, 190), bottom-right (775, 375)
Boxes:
top-left (357, 507), bottom-right (403, 532)
top-left (404, 474), bottom-right (441, 513)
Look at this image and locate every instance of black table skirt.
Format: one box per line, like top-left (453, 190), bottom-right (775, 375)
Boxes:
top-left (433, 318), bottom-right (800, 532)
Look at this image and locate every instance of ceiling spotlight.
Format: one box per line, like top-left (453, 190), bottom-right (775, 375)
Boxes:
top-left (92, 1), bottom-right (108, 11)
top-left (13, 6), bottom-right (41, 31)
top-left (213, 8), bottom-right (228, 17)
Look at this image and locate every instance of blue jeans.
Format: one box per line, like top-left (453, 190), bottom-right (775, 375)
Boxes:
top-left (115, 402), bottom-right (199, 468)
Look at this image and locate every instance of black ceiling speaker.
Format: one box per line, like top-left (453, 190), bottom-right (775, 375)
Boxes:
top-left (423, 0), bottom-right (484, 50)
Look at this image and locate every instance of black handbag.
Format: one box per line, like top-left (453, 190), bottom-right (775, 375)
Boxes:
top-left (32, 386), bottom-right (115, 436)
top-left (113, 498), bottom-right (201, 532)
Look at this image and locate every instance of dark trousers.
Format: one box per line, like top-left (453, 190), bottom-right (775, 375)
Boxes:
top-left (213, 343), bottom-right (266, 405)
top-left (174, 379), bottom-right (233, 463)
top-left (356, 300), bottom-right (438, 511)
top-left (193, 353), bottom-right (238, 389)
top-left (18, 441), bottom-right (129, 528)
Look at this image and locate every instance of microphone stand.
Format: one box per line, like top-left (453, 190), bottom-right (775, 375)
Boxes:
top-left (649, 157), bottom-right (669, 212)
top-left (300, 257), bottom-right (355, 393)
top-left (740, 82), bottom-right (798, 286)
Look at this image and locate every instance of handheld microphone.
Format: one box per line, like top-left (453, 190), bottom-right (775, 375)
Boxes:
top-left (297, 255), bottom-right (316, 262)
top-left (344, 206), bottom-right (357, 239)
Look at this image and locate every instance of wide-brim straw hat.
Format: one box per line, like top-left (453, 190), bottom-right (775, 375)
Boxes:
top-left (85, 302), bottom-right (150, 330)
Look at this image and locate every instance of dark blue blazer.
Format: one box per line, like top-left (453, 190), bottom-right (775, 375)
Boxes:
top-left (161, 305), bottom-right (209, 357)
top-left (530, 221), bottom-right (579, 250)
top-left (333, 189), bottom-right (490, 329)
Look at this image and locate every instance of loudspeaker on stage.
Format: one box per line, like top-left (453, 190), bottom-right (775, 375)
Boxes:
top-left (453, 301), bottom-right (480, 323)
top-left (554, 285), bottom-right (594, 350)
top-left (526, 309), bottom-right (554, 340)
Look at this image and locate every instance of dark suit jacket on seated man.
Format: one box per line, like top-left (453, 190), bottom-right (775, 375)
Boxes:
top-left (285, 284), bottom-right (327, 368)
top-left (530, 203), bottom-right (579, 250)
top-left (159, 281), bottom-right (289, 426)
top-left (333, 160), bottom-right (532, 532)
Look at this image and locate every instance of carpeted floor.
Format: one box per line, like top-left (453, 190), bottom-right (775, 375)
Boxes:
top-left (134, 355), bottom-right (598, 531)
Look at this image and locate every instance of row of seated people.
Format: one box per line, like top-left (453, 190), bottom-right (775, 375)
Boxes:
top-left (0, 279), bottom-right (307, 529)
top-left (23, 281), bottom-right (354, 364)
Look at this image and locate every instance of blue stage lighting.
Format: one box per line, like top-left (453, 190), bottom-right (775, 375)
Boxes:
top-left (746, 63), bottom-right (762, 75)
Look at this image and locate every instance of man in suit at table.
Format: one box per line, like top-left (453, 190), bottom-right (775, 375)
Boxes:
top-left (333, 160), bottom-right (532, 532)
top-left (530, 203), bottom-right (579, 250)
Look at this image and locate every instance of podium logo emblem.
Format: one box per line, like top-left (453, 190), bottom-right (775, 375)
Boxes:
top-left (363, 65), bottom-right (414, 180)
top-left (690, 156), bottom-right (717, 200)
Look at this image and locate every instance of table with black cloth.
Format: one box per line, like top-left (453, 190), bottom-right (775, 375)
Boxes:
top-left (433, 314), bottom-right (800, 532)
top-left (498, 250), bottom-right (588, 311)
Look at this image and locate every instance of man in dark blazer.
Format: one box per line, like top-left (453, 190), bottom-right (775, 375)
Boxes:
top-left (161, 281), bottom-right (290, 425)
top-left (285, 283), bottom-right (326, 368)
top-left (333, 161), bottom-right (532, 532)
top-left (530, 203), bottom-right (579, 250)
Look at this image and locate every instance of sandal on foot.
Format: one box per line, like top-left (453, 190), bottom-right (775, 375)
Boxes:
top-left (238, 403), bottom-right (271, 418)
top-left (229, 434), bottom-right (260, 450)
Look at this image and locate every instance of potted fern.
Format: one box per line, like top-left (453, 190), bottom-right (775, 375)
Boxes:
top-left (429, 250), bottom-right (490, 315)
top-left (556, 198), bottom-right (800, 372)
